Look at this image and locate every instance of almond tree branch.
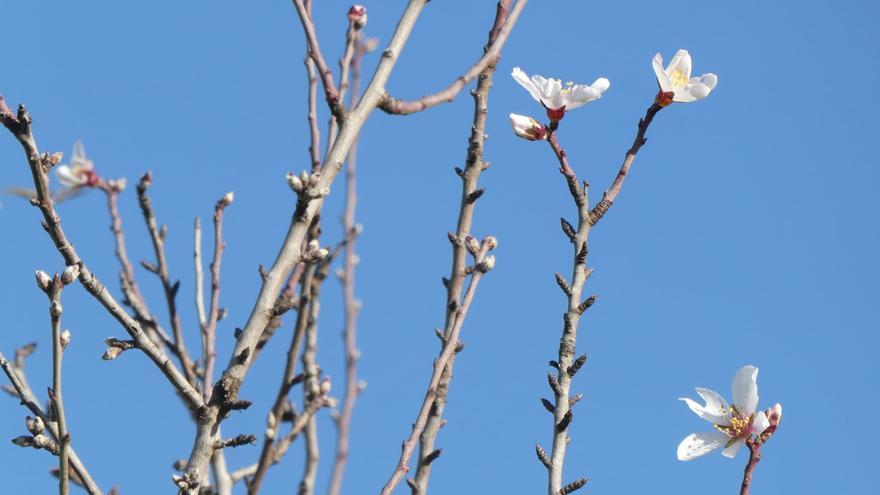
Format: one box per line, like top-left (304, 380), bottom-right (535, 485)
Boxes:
top-left (380, 245), bottom-right (495, 495)
top-left (0, 101), bottom-right (204, 410)
top-left (292, 0), bottom-right (343, 121)
top-left (378, 0), bottom-right (528, 115)
top-left (588, 103), bottom-right (662, 224)
top-left (324, 19), bottom-right (358, 157)
top-left (202, 193), bottom-right (233, 402)
top-left (248, 264), bottom-right (316, 494)
top-left (542, 130), bottom-right (594, 495)
top-left (46, 275), bottom-right (72, 495)
top-left (100, 182), bottom-right (173, 351)
top-left (175, 2), bottom-right (433, 491)
top-left (137, 172), bottom-right (199, 389)
top-left (326, 30), bottom-right (367, 495)
top-left (1, 347), bottom-right (102, 495)
top-left (298, 271), bottom-right (322, 495)
top-left (409, 4), bottom-right (512, 494)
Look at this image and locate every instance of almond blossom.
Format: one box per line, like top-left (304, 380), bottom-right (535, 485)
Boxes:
top-left (677, 365), bottom-right (771, 461)
top-left (55, 140), bottom-right (99, 188)
top-left (511, 67), bottom-right (609, 121)
top-left (653, 49), bottom-right (717, 106)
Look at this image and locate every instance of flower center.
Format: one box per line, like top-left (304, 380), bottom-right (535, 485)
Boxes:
top-left (670, 69), bottom-right (688, 88)
top-left (714, 406), bottom-right (754, 439)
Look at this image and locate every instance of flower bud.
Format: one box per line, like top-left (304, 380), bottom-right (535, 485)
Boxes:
top-left (49, 152), bottom-right (64, 165)
top-left (348, 5), bottom-right (367, 30)
top-left (221, 191), bottom-right (235, 206)
top-left (102, 346), bottom-right (122, 361)
top-left (320, 376), bottom-right (332, 395)
top-left (482, 236), bottom-right (498, 251)
top-left (60, 330), bottom-right (71, 349)
top-left (767, 402), bottom-right (782, 428)
top-left (35, 271), bottom-right (52, 292)
top-left (477, 255), bottom-right (496, 273)
top-left (61, 264), bottom-right (80, 285)
top-left (509, 113), bottom-right (547, 141)
top-left (287, 172), bottom-right (304, 193)
top-left (25, 416), bottom-right (45, 435)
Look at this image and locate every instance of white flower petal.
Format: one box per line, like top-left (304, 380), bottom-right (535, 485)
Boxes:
top-left (677, 431), bottom-right (728, 461)
top-left (55, 165), bottom-right (84, 187)
top-left (666, 49), bottom-right (692, 82)
top-left (722, 438), bottom-right (746, 458)
top-left (696, 387), bottom-right (731, 418)
top-left (679, 391), bottom-right (729, 425)
top-left (591, 77), bottom-right (611, 94)
top-left (652, 53), bottom-right (671, 92)
top-left (751, 410), bottom-right (770, 435)
top-left (732, 365), bottom-right (759, 416)
top-left (511, 67), bottom-right (543, 103)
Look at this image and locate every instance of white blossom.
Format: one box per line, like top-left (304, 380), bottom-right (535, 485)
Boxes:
top-left (653, 49), bottom-right (717, 104)
top-left (677, 365), bottom-right (772, 461)
top-left (55, 140), bottom-right (98, 187)
top-left (511, 67), bottom-right (609, 120)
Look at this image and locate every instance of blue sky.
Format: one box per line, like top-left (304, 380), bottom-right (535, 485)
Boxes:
top-left (1, 0), bottom-right (878, 493)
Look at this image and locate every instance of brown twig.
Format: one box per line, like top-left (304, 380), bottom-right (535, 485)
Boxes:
top-left (541, 130), bottom-right (594, 495)
top-left (298, 268), bottom-right (323, 495)
top-left (378, 0), bottom-right (528, 115)
top-left (0, 103), bottom-right (203, 410)
top-left (379, 245), bottom-right (495, 495)
top-left (137, 172), bottom-right (199, 388)
top-left (588, 103), bottom-right (662, 225)
top-left (0, 346), bottom-right (102, 495)
top-left (45, 273), bottom-right (72, 495)
top-left (324, 19), bottom-right (359, 157)
top-left (292, 0), bottom-right (343, 121)
top-left (202, 192), bottom-right (233, 402)
top-left (409, 3), bottom-right (512, 493)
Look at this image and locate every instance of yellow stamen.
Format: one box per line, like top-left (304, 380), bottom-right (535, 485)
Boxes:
top-left (671, 69), bottom-right (688, 88)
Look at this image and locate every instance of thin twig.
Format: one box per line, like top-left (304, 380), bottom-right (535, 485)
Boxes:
top-left (137, 172), bottom-right (199, 388)
top-left (324, 20), bottom-right (358, 158)
top-left (326, 29), bottom-right (368, 495)
top-left (292, 0), bottom-right (343, 121)
top-left (298, 275), bottom-right (322, 495)
top-left (202, 193), bottom-right (233, 401)
top-left (411, 3), bottom-right (512, 493)
top-left (379, 246), bottom-right (494, 495)
top-left (175, 3), bottom-right (438, 489)
top-left (0, 347), bottom-right (103, 495)
top-left (378, 0), bottom-right (528, 115)
top-left (47, 276), bottom-right (71, 495)
top-left (0, 103), bottom-right (203, 410)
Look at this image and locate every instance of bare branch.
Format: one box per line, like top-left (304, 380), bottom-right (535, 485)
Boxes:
top-left (0, 103), bottom-right (203, 409)
top-left (378, 0), bottom-right (529, 115)
top-left (291, 0), bottom-right (343, 120)
top-left (202, 192), bottom-right (233, 402)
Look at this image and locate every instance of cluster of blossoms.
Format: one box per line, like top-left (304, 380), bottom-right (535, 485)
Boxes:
top-left (509, 49), bottom-right (717, 140)
top-left (678, 365), bottom-right (782, 461)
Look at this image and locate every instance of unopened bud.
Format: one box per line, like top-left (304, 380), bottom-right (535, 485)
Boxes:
top-left (25, 416), bottom-right (45, 435)
top-left (357, 380), bottom-right (368, 392)
top-left (35, 271), bottom-right (52, 292)
top-left (102, 347), bottom-right (122, 361)
top-left (767, 402), bottom-right (782, 428)
top-left (221, 191), bottom-right (235, 206)
top-left (482, 236), bottom-right (498, 251)
top-left (320, 376), bottom-right (332, 395)
top-left (348, 5), bottom-right (367, 29)
top-left (287, 172), bottom-right (304, 193)
top-left (111, 177), bottom-right (128, 191)
top-left (61, 264), bottom-right (80, 285)
top-left (477, 255), bottom-right (496, 273)
top-left (509, 113), bottom-right (548, 141)
top-left (60, 330), bottom-right (71, 349)
top-left (49, 152), bottom-right (64, 165)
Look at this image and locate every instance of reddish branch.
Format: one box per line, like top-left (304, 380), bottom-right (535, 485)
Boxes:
top-left (292, 0), bottom-right (343, 121)
top-left (588, 103), bottom-right (662, 224)
top-left (378, 0), bottom-right (528, 115)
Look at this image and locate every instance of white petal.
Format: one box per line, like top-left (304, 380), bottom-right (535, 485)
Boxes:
top-left (591, 77), bottom-right (611, 94)
top-left (696, 387), bottom-right (731, 418)
top-left (732, 365), bottom-right (759, 416)
top-left (511, 67), bottom-right (543, 103)
top-left (652, 53), bottom-right (671, 91)
top-left (722, 438), bottom-right (746, 458)
top-left (72, 140), bottom-right (86, 161)
top-left (751, 410), bottom-right (770, 435)
top-left (679, 391), bottom-right (729, 425)
top-left (700, 72), bottom-right (718, 90)
top-left (674, 73), bottom-right (718, 102)
top-left (539, 77), bottom-right (563, 108)
top-left (55, 165), bottom-right (83, 187)
top-left (677, 431), bottom-right (728, 461)
top-left (666, 49), bottom-right (692, 81)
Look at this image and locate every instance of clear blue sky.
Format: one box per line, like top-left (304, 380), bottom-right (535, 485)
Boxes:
top-left (1, 1), bottom-right (877, 493)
